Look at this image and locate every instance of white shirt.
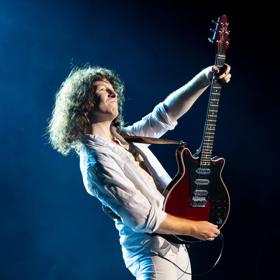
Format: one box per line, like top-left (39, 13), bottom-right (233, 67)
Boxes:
top-left (79, 102), bottom-right (178, 268)
top-left (79, 68), bottom-right (211, 269)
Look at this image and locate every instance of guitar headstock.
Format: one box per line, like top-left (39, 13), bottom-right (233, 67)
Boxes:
top-left (209, 15), bottom-right (230, 55)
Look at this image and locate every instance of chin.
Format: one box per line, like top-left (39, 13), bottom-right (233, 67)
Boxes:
top-left (112, 109), bottom-right (119, 118)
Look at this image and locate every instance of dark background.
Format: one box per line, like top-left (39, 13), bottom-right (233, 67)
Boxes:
top-left (1, 0), bottom-right (278, 279)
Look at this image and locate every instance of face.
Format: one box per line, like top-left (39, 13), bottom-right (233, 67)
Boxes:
top-left (91, 79), bottom-right (119, 122)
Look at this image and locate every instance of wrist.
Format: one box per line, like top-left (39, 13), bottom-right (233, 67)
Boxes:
top-left (185, 219), bottom-right (197, 236)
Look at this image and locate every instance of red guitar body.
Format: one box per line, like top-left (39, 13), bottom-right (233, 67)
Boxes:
top-left (162, 146), bottom-right (230, 243)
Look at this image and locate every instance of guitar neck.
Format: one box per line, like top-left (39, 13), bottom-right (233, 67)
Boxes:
top-left (200, 54), bottom-right (226, 167)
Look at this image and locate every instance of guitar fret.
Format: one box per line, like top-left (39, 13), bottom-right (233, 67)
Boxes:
top-left (217, 54), bottom-right (226, 58)
top-left (210, 99), bottom-right (219, 103)
top-left (206, 126), bottom-right (216, 129)
top-left (201, 163), bottom-right (210, 166)
top-left (202, 146), bottom-right (212, 149)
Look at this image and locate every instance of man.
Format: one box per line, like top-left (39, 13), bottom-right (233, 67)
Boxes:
top-left (48, 64), bottom-right (231, 279)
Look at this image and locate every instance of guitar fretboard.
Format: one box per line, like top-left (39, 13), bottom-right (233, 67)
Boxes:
top-left (200, 54), bottom-right (226, 167)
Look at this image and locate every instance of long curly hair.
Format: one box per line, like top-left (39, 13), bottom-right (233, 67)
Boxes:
top-left (48, 66), bottom-right (125, 156)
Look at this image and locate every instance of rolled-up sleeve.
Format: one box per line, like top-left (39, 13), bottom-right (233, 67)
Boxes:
top-left (123, 102), bottom-right (177, 138)
top-left (85, 151), bottom-right (167, 233)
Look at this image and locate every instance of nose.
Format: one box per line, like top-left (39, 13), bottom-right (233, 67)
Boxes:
top-left (108, 88), bottom-right (117, 98)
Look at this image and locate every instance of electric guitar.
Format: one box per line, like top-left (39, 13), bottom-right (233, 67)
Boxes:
top-left (162, 15), bottom-right (231, 243)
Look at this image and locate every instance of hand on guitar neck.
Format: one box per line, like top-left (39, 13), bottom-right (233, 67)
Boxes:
top-left (156, 213), bottom-right (220, 242)
top-left (211, 63), bottom-right (231, 84)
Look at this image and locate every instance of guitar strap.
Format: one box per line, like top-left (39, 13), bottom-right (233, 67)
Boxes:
top-left (122, 134), bottom-right (186, 146)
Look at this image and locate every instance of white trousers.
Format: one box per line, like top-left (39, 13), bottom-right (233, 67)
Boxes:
top-left (131, 245), bottom-right (192, 280)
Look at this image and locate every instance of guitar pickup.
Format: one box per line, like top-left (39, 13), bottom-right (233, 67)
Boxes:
top-left (195, 168), bottom-right (211, 175)
top-left (194, 178), bottom-right (210, 186)
top-left (193, 189), bottom-right (209, 197)
top-left (191, 196), bottom-right (207, 207)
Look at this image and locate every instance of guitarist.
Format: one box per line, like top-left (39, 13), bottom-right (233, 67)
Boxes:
top-left (48, 63), bottom-right (231, 279)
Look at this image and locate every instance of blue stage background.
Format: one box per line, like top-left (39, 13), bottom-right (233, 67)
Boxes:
top-left (0, 1), bottom-right (278, 279)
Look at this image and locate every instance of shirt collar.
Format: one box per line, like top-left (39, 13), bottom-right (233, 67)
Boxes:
top-left (81, 126), bottom-right (129, 149)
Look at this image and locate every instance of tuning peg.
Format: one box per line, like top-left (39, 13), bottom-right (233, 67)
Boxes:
top-left (208, 37), bottom-right (213, 43)
top-left (211, 20), bottom-right (217, 24)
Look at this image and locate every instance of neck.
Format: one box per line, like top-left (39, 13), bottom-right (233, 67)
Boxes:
top-left (90, 120), bottom-right (114, 142)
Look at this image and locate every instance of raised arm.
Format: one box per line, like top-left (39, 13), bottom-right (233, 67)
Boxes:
top-left (163, 64), bottom-right (231, 122)
top-left (123, 65), bottom-right (231, 138)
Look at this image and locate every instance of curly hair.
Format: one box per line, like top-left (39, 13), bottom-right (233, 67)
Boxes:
top-left (48, 65), bottom-right (125, 156)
